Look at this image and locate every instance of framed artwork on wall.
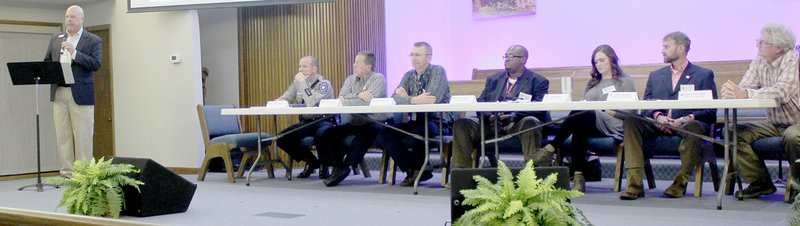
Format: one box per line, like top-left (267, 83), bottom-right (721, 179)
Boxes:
top-left (473, 0), bottom-right (536, 18)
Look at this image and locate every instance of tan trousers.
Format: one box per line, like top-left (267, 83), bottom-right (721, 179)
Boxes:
top-left (623, 115), bottom-right (705, 178)
top-left (451, 116), bottom-right (542, 168)
top-left (735, 121), bottom-right (800, 185)
top-left (53, 87), bottom-right (94, 175)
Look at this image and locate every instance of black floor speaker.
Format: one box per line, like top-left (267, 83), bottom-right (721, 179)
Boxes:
top-left (449, 166), bottom-right (570, 221)
top-left (111, 157), bottom-right (197, 217)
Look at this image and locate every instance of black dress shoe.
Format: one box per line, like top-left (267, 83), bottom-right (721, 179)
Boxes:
top-left (318, 165), bottom-right (330, 179)
top-left (297, 162), bottom-right (319, 179)
top-left (323, 167), bottom-right (350, 187)
top-left (400, 170), bottom-right (433, 187)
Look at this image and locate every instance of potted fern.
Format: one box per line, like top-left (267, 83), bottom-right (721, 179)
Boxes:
top-left (456, 160), bottom-right (592, 226)
top-left (788, 159), bottom-right (800, 225)
top-left (45, 157), bottom-right (144, 218)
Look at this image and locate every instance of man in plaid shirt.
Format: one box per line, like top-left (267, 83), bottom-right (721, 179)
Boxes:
top-left (722, 23), bottom-right (800, 199)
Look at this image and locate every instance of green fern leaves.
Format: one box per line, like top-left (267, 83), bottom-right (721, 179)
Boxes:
top-left (456, 160), bottom-right (592, 226)
top-left (45, 157), bottom-right (144, 218)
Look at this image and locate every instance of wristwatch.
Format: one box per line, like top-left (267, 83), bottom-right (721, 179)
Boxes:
top-left (680, 117), bottom-right (689, 125)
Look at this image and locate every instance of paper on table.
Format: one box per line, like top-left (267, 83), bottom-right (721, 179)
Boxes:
top-left (59, 53), bottom-right (74, 84)
top-left (542, 94), bottom-right (571, 103)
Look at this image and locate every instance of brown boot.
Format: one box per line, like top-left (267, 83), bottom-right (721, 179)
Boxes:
top-left (620, 168), bottom-right (645, 200)
top-left (663, 173), bottom-right (689, 198)
top-left (572, 171), bottom-right (585, 192)
top-left (528, 145), bottom-right (554, 166)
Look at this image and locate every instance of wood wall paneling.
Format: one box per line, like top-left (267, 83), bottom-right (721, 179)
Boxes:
top-left (238, 0), bottom-right (386, 166)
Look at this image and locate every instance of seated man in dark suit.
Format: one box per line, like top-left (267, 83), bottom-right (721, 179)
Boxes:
top-left (620, 31), bottom-right (718, 200)
top-left (450, 45), bottom-right (551, 169)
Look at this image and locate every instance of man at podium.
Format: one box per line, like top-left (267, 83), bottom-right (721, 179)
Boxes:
top-left (43, 5), bottom-right (103, 178)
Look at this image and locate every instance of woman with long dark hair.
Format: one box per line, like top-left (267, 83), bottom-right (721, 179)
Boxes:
top-left (537, 45), bottom-right (636, 192)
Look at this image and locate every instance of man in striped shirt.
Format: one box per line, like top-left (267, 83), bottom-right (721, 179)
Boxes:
top-left (722, 23), bottom-right (800, 199)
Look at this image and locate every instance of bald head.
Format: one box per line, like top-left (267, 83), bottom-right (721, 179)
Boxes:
top-left (508, 45), bottom-right (528, 58)
top-left (504, 45), bottom-right (529, 74)
top-left (65, 5), bottom-right (84, 35)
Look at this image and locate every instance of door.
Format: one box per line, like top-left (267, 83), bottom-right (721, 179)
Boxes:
top-left (87, 25), bottom-right (114, 159)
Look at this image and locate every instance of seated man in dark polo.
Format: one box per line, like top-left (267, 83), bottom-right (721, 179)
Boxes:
top-left (376, 41), bottom-right (454, 186)
top-left (450, 45), bottom-right (551, 170)
top-left (619, 31), bottom-right (718, 200)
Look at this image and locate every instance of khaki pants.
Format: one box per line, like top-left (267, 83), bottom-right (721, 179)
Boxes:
top-left (623, 115), bottom-right (705, 177)
top-left (451, 116), bottom-right (542, 168)
top-left (735, 121), bottom-right (800, 185)
top-left (53, 87), bottom-right (94, 175)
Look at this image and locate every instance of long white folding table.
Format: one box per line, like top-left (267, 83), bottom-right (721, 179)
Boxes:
top-left (222, 99), bottom-right (776, 209)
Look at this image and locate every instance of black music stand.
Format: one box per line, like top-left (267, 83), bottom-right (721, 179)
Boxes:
top-left (7, 61), bottom-right (65, 192)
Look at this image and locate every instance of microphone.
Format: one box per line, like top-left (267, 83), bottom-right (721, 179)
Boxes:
top-left (58, 33), bottom-right (67, 54)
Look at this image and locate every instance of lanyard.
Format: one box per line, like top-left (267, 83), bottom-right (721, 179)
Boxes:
top-left (505, 81), bottom-right (516, 97)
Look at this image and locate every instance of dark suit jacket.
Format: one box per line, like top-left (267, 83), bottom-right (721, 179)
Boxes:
top-left (44, 30), bottom-right (103, 105)
top-left (641, 63), bottom-right (717, 124)
top-left (478, 69), bottom-right (551, 123)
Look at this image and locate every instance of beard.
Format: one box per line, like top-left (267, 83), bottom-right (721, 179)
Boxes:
top-left (663, 54), bottom-right (678, 64)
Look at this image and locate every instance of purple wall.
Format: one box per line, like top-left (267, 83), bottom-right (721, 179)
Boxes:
top-left (385, 0), bottom-right (800, 93)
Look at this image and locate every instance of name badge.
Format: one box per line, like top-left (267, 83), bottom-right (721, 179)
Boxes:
top-left (319, 99), bottom-right (342, 107)
top-left (606, 92), bottom-right (639, 101)
top-left (304, 88), bottom-right (313, 96)
top-left (517, 92), bottom-right (533, 102)
top-left (680, 84), bottom-right (695, 91)
top-left (542, 94), bottom-right (571, 103)
top-left (601, 86), bottom-right (616, 95)
top-left (678, 90), bottom-right (713, 100)
top-left (266, 100), bottom-right (290, 108)
top-left (450, 95), bottom-right (477, 104)
top-left (369, 98), bottom-right (396, 106)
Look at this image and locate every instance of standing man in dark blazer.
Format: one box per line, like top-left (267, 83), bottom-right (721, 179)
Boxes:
top-left (450, 45), bottom-right (551, 169)
top-left (620, 31), bottom-right (717, 200)
top-left (44, 5), bottom-right (103, 178)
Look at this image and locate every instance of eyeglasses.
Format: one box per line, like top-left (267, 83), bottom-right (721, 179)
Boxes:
top-left (408, 53), bottom-right (431, 58)
top-left (502, 55), bottom-right (524, 60)
top-left (756, 39), bottom-right (776, 48)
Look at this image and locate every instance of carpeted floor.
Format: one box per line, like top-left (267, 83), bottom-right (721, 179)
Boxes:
top-left (0, 169), bottom-right (793, 226)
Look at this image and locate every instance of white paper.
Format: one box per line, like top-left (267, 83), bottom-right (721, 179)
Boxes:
top-left (606, 92), bottom-right (639, 101)
top-left (678, 90), bottom-right (713, 100)
top-left (319, 99), bottom-right (343, 107)
top-left (680, 84), bottom-right (695, 91)
top-left (369, 98), bottom-right (396, 106)
top-left (265, 100), bottom-right (290, 108)
top-left (450, 95), bottom-right (477, 104)
top-left (59, 53), bottom-right (74, 84)
top-left (542, 94), bottom-right (571, 103)
top-left (517, 92), bottom-right (533, 102)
